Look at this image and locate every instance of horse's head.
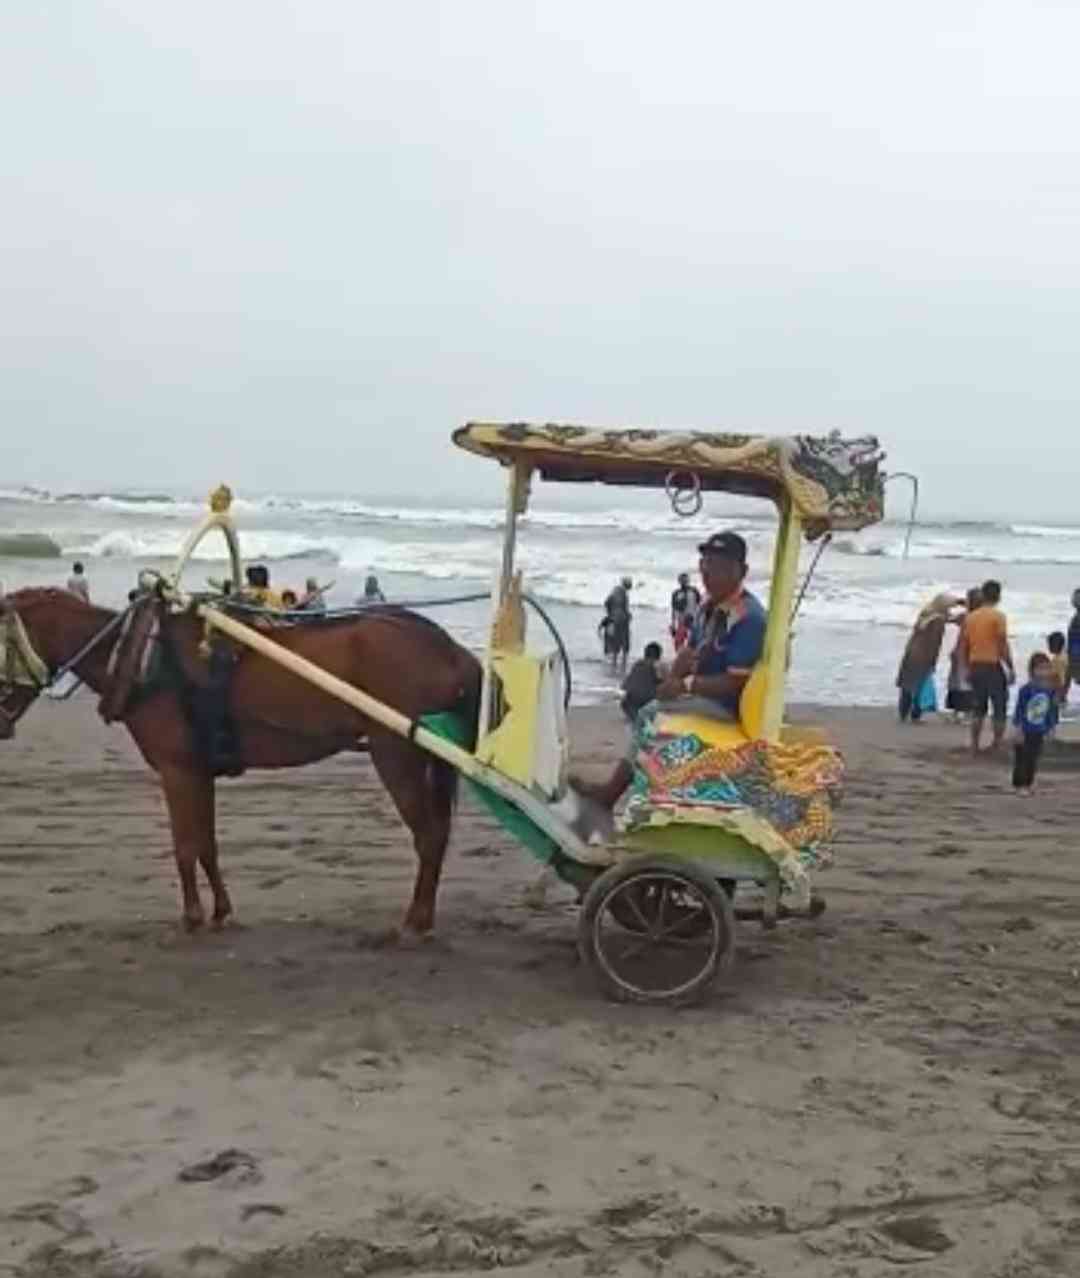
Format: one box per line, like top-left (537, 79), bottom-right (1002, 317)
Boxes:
top-left (0, 588), bottom-right (55, 740)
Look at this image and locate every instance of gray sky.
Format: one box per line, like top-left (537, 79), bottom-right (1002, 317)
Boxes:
top-left (3, 1), bottom-right (1079, 517)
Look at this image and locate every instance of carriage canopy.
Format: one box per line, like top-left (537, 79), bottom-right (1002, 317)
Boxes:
top-left (453, 422), bottom-right (885, 538)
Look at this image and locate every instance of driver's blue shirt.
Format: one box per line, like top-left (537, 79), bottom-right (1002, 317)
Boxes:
top-left (690, 589), bottom-right (768, 711)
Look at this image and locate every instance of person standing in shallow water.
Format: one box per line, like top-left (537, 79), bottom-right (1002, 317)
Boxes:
top-left (670, 572), bottom-right (701, 650)
top-left (601, 576), bottom-right (633, 673)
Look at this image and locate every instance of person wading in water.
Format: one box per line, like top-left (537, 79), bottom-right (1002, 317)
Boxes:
top-left (600, 576), bottom-right (633, 673)
top-left (670, 572), bottom-right (701, 650)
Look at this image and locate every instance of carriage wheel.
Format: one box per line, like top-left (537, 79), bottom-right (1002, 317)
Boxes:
top-left (606, 880), bottom-right (715, 939)
top-left (579, 856), bottom-right (735, 1006)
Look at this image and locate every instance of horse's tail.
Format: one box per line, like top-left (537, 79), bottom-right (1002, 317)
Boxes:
top-left (427, 752), bottom-right (460, 827)
top-left (459, 654), bottom-right (484, 751)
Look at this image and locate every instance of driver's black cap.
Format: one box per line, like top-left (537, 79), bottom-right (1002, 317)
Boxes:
top-left (697, 531), bottom-right (747, 563)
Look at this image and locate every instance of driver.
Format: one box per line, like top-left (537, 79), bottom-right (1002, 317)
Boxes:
top-left (576, 531), bottom-right (767, 810)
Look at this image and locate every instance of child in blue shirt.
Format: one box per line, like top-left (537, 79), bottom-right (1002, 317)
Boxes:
top-left (1012, 652), bottom-right (1059, 794)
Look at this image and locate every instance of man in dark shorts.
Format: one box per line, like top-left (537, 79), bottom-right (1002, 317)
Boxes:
top-left (960, 578), bottom-right (1015, 755)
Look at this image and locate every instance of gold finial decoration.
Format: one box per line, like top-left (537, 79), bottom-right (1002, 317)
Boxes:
top-left (209, 484), bottom-right (233, 514)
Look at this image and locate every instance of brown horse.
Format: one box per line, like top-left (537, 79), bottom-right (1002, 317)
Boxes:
top-left (0, 588), bottom-right (481, 935)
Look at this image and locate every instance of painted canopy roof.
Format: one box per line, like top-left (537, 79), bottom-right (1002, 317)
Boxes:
top-left (453, 422), bottom-right (885, 536)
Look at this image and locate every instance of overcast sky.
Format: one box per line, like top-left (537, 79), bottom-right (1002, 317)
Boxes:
top-left (3, 2), bottom-right (1079, 517)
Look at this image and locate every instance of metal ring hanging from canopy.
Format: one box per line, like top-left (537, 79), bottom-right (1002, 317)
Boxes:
top-left (664, 470), bottom-right (703, 518)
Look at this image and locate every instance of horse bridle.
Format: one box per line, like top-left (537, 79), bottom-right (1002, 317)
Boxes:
top-left (0, 599), bottom-right (51, 733)
top-left (0, 594), bottom-right (130, 736)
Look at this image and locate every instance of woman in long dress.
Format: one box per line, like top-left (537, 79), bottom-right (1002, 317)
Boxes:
top-left (896, 593), bottom-right (962, 723)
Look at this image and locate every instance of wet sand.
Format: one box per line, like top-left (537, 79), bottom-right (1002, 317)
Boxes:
top-left (2, 695), bottom-right (1080, 1276)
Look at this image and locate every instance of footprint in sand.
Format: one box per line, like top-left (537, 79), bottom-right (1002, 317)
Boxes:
top-left (879, 1214), bottom-right (954, 1254)
top-left (178, 1148), bottom-right (262, 1186)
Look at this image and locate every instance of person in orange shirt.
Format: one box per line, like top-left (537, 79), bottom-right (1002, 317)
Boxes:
top-left (959, 578), bottom-right (1016, 755)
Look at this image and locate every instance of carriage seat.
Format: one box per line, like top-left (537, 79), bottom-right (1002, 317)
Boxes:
top-left (655, 663), bottom-right (828, 749)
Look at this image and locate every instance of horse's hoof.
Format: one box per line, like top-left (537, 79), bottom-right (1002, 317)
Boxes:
top-left (356, 926), bottom-right (404, 951)
top-left (182, 914), bottom-right (206, 933)
top-left (395, 926), bottom-right (434, 951)
top-left (210, 912), bottom-right (236, 931)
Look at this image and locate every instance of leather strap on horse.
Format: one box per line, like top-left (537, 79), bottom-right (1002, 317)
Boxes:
top-left (99, 598), bottom-right (163, 723)
top-left (2, 606), bottom-right (49, 690)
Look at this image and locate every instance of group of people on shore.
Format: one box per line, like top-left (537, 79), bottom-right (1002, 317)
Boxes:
top-left (896, 580), bottom-right (1080, 791)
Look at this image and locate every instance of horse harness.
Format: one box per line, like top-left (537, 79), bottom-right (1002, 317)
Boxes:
top-left (0, 594), bottom-right (360, 767)
top-left (0, 602), bottom-right (51, 730)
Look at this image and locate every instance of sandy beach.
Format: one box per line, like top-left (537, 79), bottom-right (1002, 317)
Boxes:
top-left (3, 694), bottom-right (1080, 1277)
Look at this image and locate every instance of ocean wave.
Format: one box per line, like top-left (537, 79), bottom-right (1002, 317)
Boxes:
top-left (32, 512), bottom-right (1080, 578)
top-left (0, 533), bottom-right (61, 559)
top-left (1010, 523), bottom-right (1080, 540)
top-left (63, 529), bottom-right (342, 564)
top-left (832, 534), bottom-right (1080, 566)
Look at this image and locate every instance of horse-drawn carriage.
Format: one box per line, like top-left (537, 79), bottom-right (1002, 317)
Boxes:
top-left (1, 424), bottom-right (884, 1005)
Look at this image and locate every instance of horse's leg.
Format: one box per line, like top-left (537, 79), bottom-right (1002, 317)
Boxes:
top-left (197, 796), bottom-right (233, 928)
top-left (159, 766), bottom-right (214, 931)
top-left (369, 733), bottom-right (454, 937)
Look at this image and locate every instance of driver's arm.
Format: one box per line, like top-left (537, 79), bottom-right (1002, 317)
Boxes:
top-left (670, 645), bottom-right (696, 678)
top-left (687, 670), bottom-right (749, 703)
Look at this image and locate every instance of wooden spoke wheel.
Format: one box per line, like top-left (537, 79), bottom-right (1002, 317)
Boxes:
top-left (579, 856), bottom-right (735, 1006)
top-left (606, 880), bottom-right (715, 939)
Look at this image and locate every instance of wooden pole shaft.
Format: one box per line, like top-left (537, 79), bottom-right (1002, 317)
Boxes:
top-left (197, 604), bottom-right (477, 775)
